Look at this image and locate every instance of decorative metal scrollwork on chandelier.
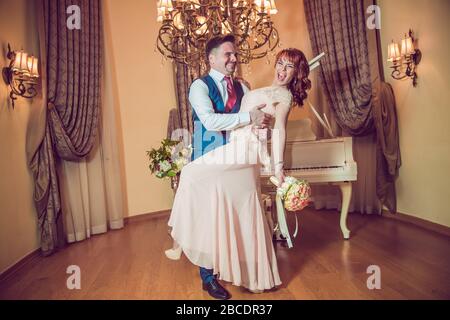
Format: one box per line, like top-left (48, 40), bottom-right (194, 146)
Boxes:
top-left (156, 0), bottom-right (280, 74)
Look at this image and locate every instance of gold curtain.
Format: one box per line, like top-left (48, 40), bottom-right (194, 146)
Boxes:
top-left (27, 0), bottom-right (103, 255)
top-left (304, 0), bottom-right (401, 213)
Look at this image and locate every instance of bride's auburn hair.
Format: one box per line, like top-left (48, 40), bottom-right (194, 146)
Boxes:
top-left (275, 48), bottom-right (311, 106)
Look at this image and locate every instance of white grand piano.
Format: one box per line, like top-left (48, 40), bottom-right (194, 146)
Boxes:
top-left (260, 118), bottom-right (357, 240)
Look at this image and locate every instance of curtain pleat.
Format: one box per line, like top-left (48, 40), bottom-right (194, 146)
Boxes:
top-left (304, 0), bottom-right (401, 213)
top-left (28, 0), bottom-right (104, 255)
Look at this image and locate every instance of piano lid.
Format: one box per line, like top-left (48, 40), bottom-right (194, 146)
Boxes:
top-left (286, 118), bottom-right (317, 142)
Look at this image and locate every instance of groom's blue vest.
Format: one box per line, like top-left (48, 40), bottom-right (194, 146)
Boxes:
top-left (191, 75), bottom-right (244, 160)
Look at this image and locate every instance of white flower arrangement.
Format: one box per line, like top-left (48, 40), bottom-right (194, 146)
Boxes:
top-left (147, 139), bottom-right (192, 179)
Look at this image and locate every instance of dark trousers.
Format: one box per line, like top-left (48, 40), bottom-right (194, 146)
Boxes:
top-left (199, 267), bottom-right (214, 284)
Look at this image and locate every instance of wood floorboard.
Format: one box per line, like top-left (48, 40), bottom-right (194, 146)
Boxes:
top-left (1, 208), bottom-right (449, 300)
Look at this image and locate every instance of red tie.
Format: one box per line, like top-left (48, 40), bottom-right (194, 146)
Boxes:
top-left (224, 76), bottom-right (237, 113)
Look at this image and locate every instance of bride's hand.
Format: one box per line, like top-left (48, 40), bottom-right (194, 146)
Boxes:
top-left (250, 104), bottom-right (271, 128)
top-left (275, 169), bottom-right (285, 186)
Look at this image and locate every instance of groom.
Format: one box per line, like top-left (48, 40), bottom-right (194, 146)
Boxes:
top-left (189, 34), bottom-right (272, 300)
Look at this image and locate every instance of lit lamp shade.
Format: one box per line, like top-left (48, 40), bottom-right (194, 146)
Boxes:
top-left (27, 56), bottom-right (39, 78)
top-left (387, 41), bottom-right (400, 62)
top-left (12, 51), bottom-right (29, 73)
top-left (156, 7), bottom-right (163, 22)
top-left (173, 13), bottom-right (185, 30)
top-left (159, 0), bottom-right (173, 11)
top-left (255, 0), bottom-right (269, 12)
top-left (401, 36), bottom-right (415, 56)
top-left (195, 16), bottom-right (207, 35)
top-left (268, 0), bottom-right (278, 14)
top-left (221, 21), bottom-right (232, 35)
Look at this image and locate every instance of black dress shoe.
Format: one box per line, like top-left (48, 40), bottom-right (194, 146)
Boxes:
top-left (202, 279), bottom-right (231, 300)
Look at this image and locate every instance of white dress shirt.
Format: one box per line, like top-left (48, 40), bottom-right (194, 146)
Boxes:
top-left (189, 68), bottom-right (251, 131)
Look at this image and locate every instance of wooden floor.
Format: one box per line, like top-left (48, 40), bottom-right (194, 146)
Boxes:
top-left (1, 208), bottom-right (450, 300)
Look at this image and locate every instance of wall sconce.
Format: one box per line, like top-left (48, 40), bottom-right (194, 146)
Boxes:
top-left (2, 43), bottom-right (40, 108)
top-left (387, 29), bottom-right (422, 87)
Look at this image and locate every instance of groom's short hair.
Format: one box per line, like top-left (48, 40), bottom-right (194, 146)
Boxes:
top-left (206, 34), bottom-right (236, 59)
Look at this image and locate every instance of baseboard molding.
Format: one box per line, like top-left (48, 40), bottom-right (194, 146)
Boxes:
top-left (124, 209), bottom-right (171, 224)
top-left (382, 210), bottom-right (450, 237)
top-left (0, 248), bottom-right (41, 283)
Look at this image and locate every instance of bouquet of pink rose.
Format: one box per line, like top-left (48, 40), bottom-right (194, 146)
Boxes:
top-left (271, 176), bottom-right (311, 211)
top-left (270, 176), bottom-right (311, 248)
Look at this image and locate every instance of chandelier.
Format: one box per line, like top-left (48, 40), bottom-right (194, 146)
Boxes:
top-left (156, 0), bottom-right (280, 74)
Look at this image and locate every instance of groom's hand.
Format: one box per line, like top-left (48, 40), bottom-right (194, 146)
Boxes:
top-left (249, 104), bottom-right (272, 128)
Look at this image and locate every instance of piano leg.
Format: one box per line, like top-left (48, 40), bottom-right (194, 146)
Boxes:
top-left (335, 181), bottom-right (352, 239)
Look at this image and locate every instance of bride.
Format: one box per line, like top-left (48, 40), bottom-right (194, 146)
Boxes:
top-left (167, 48), bottom-right (311, 296)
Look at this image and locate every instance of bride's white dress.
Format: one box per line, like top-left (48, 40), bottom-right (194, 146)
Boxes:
top-left (168, 85), bottom-right (292, 291)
